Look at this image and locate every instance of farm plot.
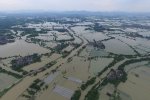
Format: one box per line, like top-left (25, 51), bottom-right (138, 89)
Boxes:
top-left (0, 73), bottom-right (18, 91)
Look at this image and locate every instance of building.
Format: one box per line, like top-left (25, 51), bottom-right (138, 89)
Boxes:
top-left (107, 69), bottom-right (124, 81)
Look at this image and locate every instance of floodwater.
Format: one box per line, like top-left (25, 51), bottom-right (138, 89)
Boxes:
top-left (110, 34), bottom-right (150, 54)
top-left (0, 73), bottom-right (18, 91)
top-left (71, 26), bottom-right (89, 35)
top-left (56, 34), bottom-right (72, 41)
top-left (90, 58), bottom-right (113, 75)
top-left (103, 39), bottom-right (136, 55)
top-left (118, 65), bottom-right (150, 100)
top-left (82, 32), bottom-right (109, 41)
top-left (71, 26), bottom-right (109, 41)
top-left (0, 40), bottom-right (50, 58)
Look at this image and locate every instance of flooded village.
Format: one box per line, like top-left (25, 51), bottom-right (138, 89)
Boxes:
top-left (0, 13), bottom-right (150, 100)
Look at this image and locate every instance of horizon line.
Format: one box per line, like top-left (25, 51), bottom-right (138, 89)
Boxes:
top-left (1, 10), bottom-right (150, 14)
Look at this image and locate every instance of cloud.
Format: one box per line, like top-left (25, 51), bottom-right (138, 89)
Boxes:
top-left (0, 0), bottom-right (149, 12)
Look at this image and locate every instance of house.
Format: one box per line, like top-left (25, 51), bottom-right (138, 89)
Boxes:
top-left (11, 54), bottom-right (40, 69)
top-left (107, 69), bottom-right (123, 81)
top-left (88, 39), bottom-right (105, 49)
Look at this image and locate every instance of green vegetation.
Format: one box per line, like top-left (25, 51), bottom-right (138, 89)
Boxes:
top-left (67, 57), bottom-right (73, 63)
top-left (0, 79), bottom-right (22, 98)
top-left (110, 91), bottom-right (121, 100)
top-left (71, 90), bottom-right (81, 100)
top-left (0, 86), bottom-right (12, 97)
top-left (98, 55), bottom-right (124, 76)
top-left (54, 43), bottom-right (69, 53)
top-left (0, 67), bottom-right (22, 79)
top-left (23, 78), bottom-right (47, 99)
top-left (85, 89), bottom-right (99, 100)
top-left (22, 94), bottom-right (31, 98)
top-left (110, 73), bottom-right (127, 86)
top-left (11, 53), bottom-right (41, 70)
top-left (54, 28), bottom-right (68, 32)
top-left (17, 28), bottom-right (48, 38)
top-left (93, 23), bottom-right (107, 32)
top-left (56, 38), bottom-right (75, 42)
top-left (45, 61), bottom-right (57, 68)
top-left (62, 50), bottom-right (71, 58)
top-left (81, 77), bottom-right (96, 90)
top-left (77, 45), bottom-right (86, 56)
top-left (27, 89), bottom-right (36, 95)
top-left (101, 71), bottom-right (127, 87)
top-left (27, 79), bottom-right (45, 96)
top-left (118, 57), bottom-right (150, 70)
top-left (101, 57), bottom-right (150, 87)
top-left (30, 38), bottom-right (41, 43)
top-left (0, 17), bottom-right (25, 29)
top-left (83, 56), bottom-right (127, 100)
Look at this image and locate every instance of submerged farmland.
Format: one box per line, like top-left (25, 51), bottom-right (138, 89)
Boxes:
top-left (0, 14), bottom-right (150, 100)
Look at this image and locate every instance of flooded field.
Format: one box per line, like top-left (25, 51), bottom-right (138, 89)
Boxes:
top-left (1, 14), bottom-right (150, 100)
top-left (103, 39), bottom-right (136, 55)
top-left (73, 36), bottom-right (82, 44)
top-left (56, 34), bottom-right (72, 41)
top-left (83, 32), bottom-right (109, 41)
top-left (99, 84), bottom-right (115, 100)
top-left (110, 34), bottom-right (138, 46)
top-left (23, 53), bottom-right (61, 71)
top-left (61, 56), bottom-right (91, 81)
top-left (90, 58), bottom-right (113, 75)
top-left (110, 34), bottom-right (150, 54)
top-left (36, 56), bottom-right (90, 100)
top-left (0, 40), bottom-right (50, 57)
top-left (71, 26), bottom-right (109, 41)
top-left (62, 45), bottom-right (74, 52)
top-left (118, 65), bottom-right (150, 100)
top-left (45, 42), bottom-right (58, 48)
top-left (75, 22), bottom-right (93, 26)
top-left (123, 61), bottom-right (149, 74)
top-left (0, 73), bottom-right (18, 91)
top-left (36, 35), bottom-right (54, 41)
top-left (79, 45), bottom-right (109, 57)
top-left (90, 49), bottom-right (109, 57)
top-left (71, 26), bottom-right (89, 35)
top-left (138, 31), bottom-right (150, 37)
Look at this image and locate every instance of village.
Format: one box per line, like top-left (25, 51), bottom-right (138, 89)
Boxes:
top-left (0, 14), bottom-right (150, 100)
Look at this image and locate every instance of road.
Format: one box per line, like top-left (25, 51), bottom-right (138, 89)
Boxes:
top-left (1, 27), bottom-right (87, 100)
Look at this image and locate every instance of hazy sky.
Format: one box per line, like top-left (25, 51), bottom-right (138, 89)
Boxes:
top-left (0, 0), bottom-right (149, 12)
